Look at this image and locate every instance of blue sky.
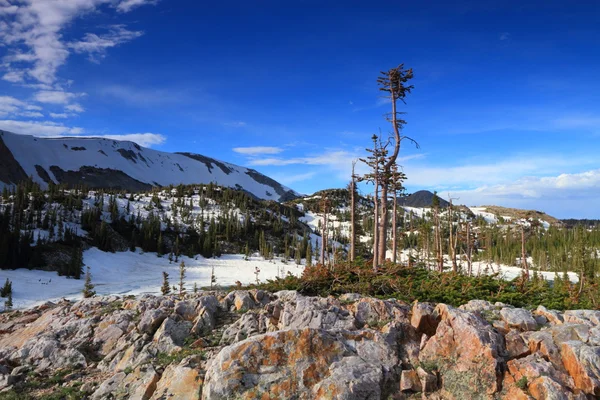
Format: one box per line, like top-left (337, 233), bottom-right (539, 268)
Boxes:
top-left (1, 1), bottom-right (599, 218)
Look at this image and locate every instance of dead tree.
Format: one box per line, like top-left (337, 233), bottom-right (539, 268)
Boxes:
top-left (447, 195), bottom-right (460, 273)
top-left (431, 191), bottom-right (444, 272)
top-left (390, 165), bottom-right (406, 263)
top-left (376, 64), bottom-right (416, 265)
top-left (521, 224), bottom-right (529, 279)
top-left (349, 160), bottom-right (357, 262)
top-left (319, 196), bottom-right (331, 265)
top-left (359, 135), bottom-right (387, 271)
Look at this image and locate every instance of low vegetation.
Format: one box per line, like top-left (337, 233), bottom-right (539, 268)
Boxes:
top-left (257, 260), bottom-right (600, 310)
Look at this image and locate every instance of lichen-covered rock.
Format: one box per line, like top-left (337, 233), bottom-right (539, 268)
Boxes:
top-left (522, 331), bottom-right (563, 370)
top-left (505, 330), bottom-right (530, 360)
top-left (410, 302), bottom-right (439, 336)
top-left (137, 308), bottom-right (168, 335)
top-left (563, 310), bottom-right (600, 327)
top-left (220, 312), bottom-right (268, 345)
top-left (400, 369), bottom-right (420, 392)
top-left (150, 358), bottom-right (202, 400)
top-left (278, 295), bottom-right (357, 330)
top-left (202, 328), bottom-right (398, 400)
top-left (152, 317), bottom-right (193, 353)
top-left (534, 305), bottom-right (564, 325)
top-left (419, 304), bottom-right (504, 398)
top-left (223, 291), bottom-right (257, 311)
top-left (348, 297), bottom-right (410, 328)
top-left (560, 341), bottom-right (600, 396)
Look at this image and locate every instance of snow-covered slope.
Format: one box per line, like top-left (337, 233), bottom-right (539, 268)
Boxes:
top-left (0, 130), bottom-right (299, 202)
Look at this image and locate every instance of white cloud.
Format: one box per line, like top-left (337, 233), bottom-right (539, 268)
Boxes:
top-left (34, 90), bottom-right (85, 104)
top-left (233, 146), bottom-right (283, 155)
top-left (0, 95), bottom-right (43, 117)
top-left (402, 155), bottom-right (596, 190)
top-left (2, 70), bottom-right (24, 83)
top-left (49, 113), bottom-right (68, 118)
top-left (65, 103), bottom-right (85, 113)
top-left (224, 121), bottom-right (247, 128)
top-left (116, 0), bottom-right (158, 13)
top-left (68, 25), bottom-right (144, 63)
top-left (445, 169), bottom-right (600, 218)
top-left (18, 111), bottom-right (44, 118)
top-left (0, 120), bottom-right (165, 147)
top-left (98, 133), bottom-right (165, 147)
top-left (246, 149), bottom-right (365, 181)
top-left (0, 0), bottom-right (154, 85)
top-left (0, 119), bottom-right (83, 136)
top-left (271, 171), bottom-right (317, 185)
top-left (99, 84), bottom-right (185, 106)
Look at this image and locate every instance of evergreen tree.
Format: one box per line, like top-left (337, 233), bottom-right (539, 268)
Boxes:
top-left (161, 272), bottom-right (171, 295)
top-left (0, 278), bottom-right (12, 297)
top-left (4, 292), bottom-right (13, 311)
top-left (82, 266), bottom-right (96, 298)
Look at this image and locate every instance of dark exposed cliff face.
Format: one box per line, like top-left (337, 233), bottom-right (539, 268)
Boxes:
top-left (0, 132), bottom-right (28, 185)
top-left (49, 165), bottom-right (152, 191)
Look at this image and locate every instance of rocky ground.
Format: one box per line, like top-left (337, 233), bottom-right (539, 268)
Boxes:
top-left (0, 290), bottom-right (599, 399)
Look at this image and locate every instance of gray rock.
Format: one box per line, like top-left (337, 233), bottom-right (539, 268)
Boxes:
top-left (138, 309), bottom-right (167, 335)
top-left (220, 312), bottom-right (267, 345)
top-left (500, 307), bottom-right (538, 331)
top-left (153, 317), bottom-right (193, 354)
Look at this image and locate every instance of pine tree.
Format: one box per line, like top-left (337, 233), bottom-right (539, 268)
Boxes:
top-left (4, 292), bottom-right (13, 311)
top-left (178, 261), bottom-right (186, 298)
top-left (306, 242), bottom-right (312, 267)
top-left (82, 266), bottom-right (96, 298)
top-left (0, 278), bottom-right (12, 297)
top-left (161, 272), bottom-right (171, 295)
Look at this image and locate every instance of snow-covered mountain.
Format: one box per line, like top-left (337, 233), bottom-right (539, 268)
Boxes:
top-left (0, 130), bottom-right (299, 202)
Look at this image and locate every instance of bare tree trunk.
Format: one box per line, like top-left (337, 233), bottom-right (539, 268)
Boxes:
top-left (320, 220), bottom-right (325, 265)
top-left (373, 181), bottom-right (379, 272)
top-left (448, 199), bottom-right (457, 273)
top-left (392, 188), bottom-right (398, 264)
top-left (466, 221), bottom-right (472, 275)
top-left (434, 207), bottom-right (443, 272)
top-left (378, 182), bottom-right (388, 265)
top-left (521, 225), bottom-right (529, 279)
top-left (350, 161), bottom-right (356, 262)
top-left (324, 211), bottom-right (329, 266)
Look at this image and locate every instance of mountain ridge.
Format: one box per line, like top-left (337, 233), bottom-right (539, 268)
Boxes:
top-left (0, 130), bottom-right (299, 202)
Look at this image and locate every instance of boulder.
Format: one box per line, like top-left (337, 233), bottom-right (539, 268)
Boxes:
top-left (500, 307), bottom-right (538, 332)
top-left (220, 312), bottom-right (268, 345)
top-left (400, 369), bottom-right (420, 392)
top-left (91, 372), bottom-right (126, 399)
top-left (560, 341), bottom-right (600, 396)
top-left (410, 302), bottom-right (439, 336)
top-left (150, 360), bottom-right (202, 400)
top-left (278, 295), bottom-right (357, 331)
top-left (202, 328), bottom-right (398, 400)
top-left (534, 306), bottom-right (564, 325)
top-left (419, 304), bottom-right (504, 398)
top-left (348, 297), bottom-right (410, 328)
top-left (223, 291), bottom-right (256, 311)
top-left (138, 309), bottom-right (168, 335)
top-left (153, 317), bottom-right (193, 354)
